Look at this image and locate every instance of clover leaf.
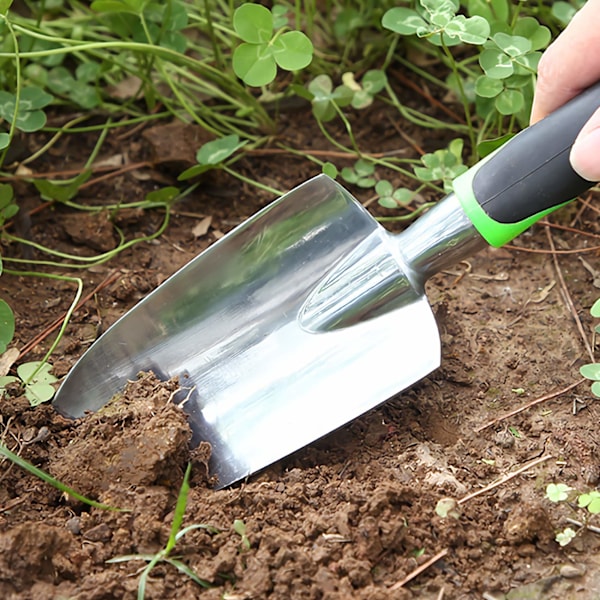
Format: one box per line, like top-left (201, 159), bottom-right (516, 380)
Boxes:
top-left (376, 181), bottom-right (415, 209)
top-left (307, 75), bottom-right (353, 122)
top-left (413, 139), bottom-right (467, 193)
top-left (0, 86), bottom-right (53, 133)
top-left (232, 4), bottom-right (313, 87)
top-left (341, 158), bottom-right (376, 188)
top-left (578, 491), bottom-right (600, 515)
top-left (545, 482), bottom-right (572, 503)
top-left (383, 0), bottom-right (489, 47)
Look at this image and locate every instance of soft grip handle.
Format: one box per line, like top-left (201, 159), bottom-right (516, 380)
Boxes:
top-left (453, 82), bottom-right (600, 247)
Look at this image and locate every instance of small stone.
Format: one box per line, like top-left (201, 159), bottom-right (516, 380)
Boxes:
top-left (65, 516), bottom-right (81, 535)
top-left (83, 523), bottom-right (112, 542)
top-left (560, 564), bottom-right (586, 578)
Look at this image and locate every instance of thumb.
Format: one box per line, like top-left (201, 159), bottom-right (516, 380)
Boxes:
top-left (570, 106), bottom-right (600, 182)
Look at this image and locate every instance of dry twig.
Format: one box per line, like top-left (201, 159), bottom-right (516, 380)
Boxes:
top-left (389, 548), bottom-right (449, 591)
top-left (475, 379), bottom-right (585, 432)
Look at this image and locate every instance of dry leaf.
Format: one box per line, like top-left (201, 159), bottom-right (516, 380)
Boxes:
top-left (192, 216), bottom-right (212, 238)
top-left (107, 76), bottom-right (143, 100)
top-left (0, 347), bottom-right (19, 377)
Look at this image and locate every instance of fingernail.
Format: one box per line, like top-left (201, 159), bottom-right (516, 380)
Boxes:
top-left (571, 127), bottom-right (600, 182)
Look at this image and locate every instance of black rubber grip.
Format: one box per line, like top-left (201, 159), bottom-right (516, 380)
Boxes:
top-left (472, 82), bottom-right (600, 224)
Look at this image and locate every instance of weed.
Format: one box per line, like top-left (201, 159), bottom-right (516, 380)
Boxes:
top-left (108, 463), bottom-right (217, 598)
top-left (545, 482), bottom-right (600, 546)
top-left (0, 360), bottom-right (58, 405)
top-left (579, 298), bottom-right (600, 397)
top-left (233, 518), bottom-right (251, 551)
top-left (232, 3), bottom-right (313, 87)
top-left (0, 441), bottom-right (123, 510)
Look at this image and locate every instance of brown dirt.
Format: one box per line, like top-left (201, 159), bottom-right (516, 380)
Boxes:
top-left (1, 96), bottom-right (600, 600)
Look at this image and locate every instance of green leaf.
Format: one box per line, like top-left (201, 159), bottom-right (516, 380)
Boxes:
top-left (0, 0), bottom-right (13, 16)
top-left (475, 75), bottom-right (503, 98)
top-left (165, 463), bottom-right (191, 554)
top-left (495, 88), bottom-right (523, 115)
top-left (196, 135), bottom-right (247, 166)
top-left (17, 361), bottom-right (58, 386)
top-left (25, 383), bottom-right (56, 405)
top-left (476, 133), bottom-right (513, 158)
top-left (145, 186), bottom-right (179, 204)
top-left (272, 31), bottom-right (313, 71)
top-left (91, 0), bottom-right (144, 14)
top-left (555, 527), bottom-right (577, 547)
top-left (0, 133), bottom-right (9, 151)
top-left (545, 482), bottom-right (572, 503)
top-left (33, 170), bottom-right (92, 203)
top-left (0, 375), bottom-right (18, 398)
top-left (232, 43), bottom-right (276, 87)
top-left (233, 4), bottom-right (273, 44)
top-left (592, 381), bottom-right (600, 398)
top-left (493, 33), bottom-right (531, 57)
top-left (381, 8), bottom-right (428, 36)
top-left (467, 0), bottom-right (509, 24)
top-left (178, 163), bottom-right (213, 181)
top-left (333, 8), bottom-right (362, 39)
top-left (513, 17), bottom-right (551, 51)
top-left (271, 5), bottom-right (289, 30)
top-left (578, 491), bottom-right (600, 514)
top-left (375, 180), bottom-right (393, 197)
top-left (590, 298), bottom-right (600, 318)
top-left (308, 75), bottom-right (353, 122)
top-left (0, 87), bottom-right (53, 133)
top-left (580, 362), bottom-right (600, 381)
top-left (322, 162), bottom-right (338, 179)
top-left (362, 70), bottom-right (387, 95)
top-left (551, 2), bottom-right (578, 27)
top-left (0, 299), bottom-right (14, 354)
top-left (444, 15), bottom-right (489, 45)
top-left (0, 183), bottom-right (16, 219)
top-left (479, 49), bottom-right (513, 79)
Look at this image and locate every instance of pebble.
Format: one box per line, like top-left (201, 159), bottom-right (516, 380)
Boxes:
top-left (560, 564), bottom-right (586, 579)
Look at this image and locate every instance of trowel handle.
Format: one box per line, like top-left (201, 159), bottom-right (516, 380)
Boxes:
top-left (453, 82), bottom-right (600, 248)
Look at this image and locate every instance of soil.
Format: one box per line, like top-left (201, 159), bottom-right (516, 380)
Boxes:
top-left (1, 88), bottom-right (600, 600)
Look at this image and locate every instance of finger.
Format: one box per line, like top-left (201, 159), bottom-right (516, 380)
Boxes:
top-left (531, 0), bottom-right (600, 123)
top-left (570, 106), bottom-right (600, 182)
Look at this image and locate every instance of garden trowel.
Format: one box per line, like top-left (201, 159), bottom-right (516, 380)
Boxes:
top-left (54, 84), bottom-right (600, 488)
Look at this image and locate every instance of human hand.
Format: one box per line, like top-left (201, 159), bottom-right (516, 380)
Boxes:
top-left (531, 0), bottom-right (600, 181)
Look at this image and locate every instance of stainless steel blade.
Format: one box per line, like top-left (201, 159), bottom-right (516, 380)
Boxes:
top-left (53, 175), bottom-right (485, 488)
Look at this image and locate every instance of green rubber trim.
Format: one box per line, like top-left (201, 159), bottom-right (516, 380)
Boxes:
top-left (453, 159), bottom-right (569, 248)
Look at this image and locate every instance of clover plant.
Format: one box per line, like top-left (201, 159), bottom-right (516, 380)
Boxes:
top-left (232, 3), bottom-right (313, 87)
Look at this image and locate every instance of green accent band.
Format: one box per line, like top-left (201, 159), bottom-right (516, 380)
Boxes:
top-left (453, 161), bottom-right (569, 248)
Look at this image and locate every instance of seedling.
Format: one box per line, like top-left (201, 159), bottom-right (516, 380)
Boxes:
top-left (413, 138), bottom-right (468, 194)
top-left (0, 361), bottom-right (59, 405)
top-left (341, 158), bottom-right (376, 189)
top-left (232, 4), bottom-right (313, 87)
top-left (545, 482), bottom-right (600, 546)
top-left (233, 518), bottom-right (251, 551)
top-left (375, 181), bottom-right (415, 210)
top-left (342, 70), bottom-right (387, 110)
top-left (579, 298), bottom-right (600, 397)
top-left (108, 463), bottom-right (217, 599)
top-left (0, 441), bottom-right (122, 510)
top-left (303, 74), bottom-right (354, 122)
